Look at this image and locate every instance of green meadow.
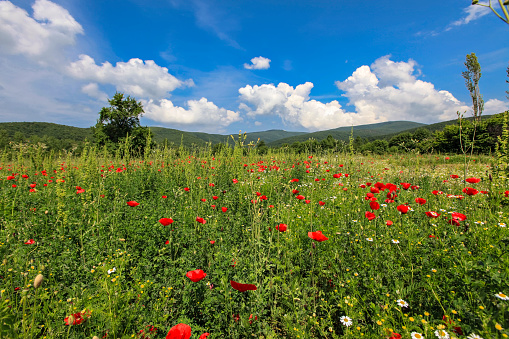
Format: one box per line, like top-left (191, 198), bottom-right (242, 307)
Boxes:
top-left (0, 147), bottom-right (508, 339)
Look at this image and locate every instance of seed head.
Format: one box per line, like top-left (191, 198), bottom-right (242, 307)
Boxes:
top-left (34, 274), bottom-right (44, 289)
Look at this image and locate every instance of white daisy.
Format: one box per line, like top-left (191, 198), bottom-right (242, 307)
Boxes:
top-left (366, 237), bottom-right (373, 242)
top-left (435, 329), bottom-right (449, 339)
top-left (107, 267), bottom-right (116, 275)
top-left (340, 315), bottom-right (352, 327)
top-left (392, 239), bottom-right (400, 244)
top-left (498, 223), bottom-right (506, 227)
top-left (396, 299), bottom-right (408, 308)
top-left (495, 292), bottom-right (509, 300)
top-left (467, 334), bottom-right (483, 339)
top-left (411, 332), bottom-right (424, 339)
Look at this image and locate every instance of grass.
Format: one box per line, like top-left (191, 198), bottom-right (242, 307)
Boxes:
top-left (0, 147), bottom-right (507, 338)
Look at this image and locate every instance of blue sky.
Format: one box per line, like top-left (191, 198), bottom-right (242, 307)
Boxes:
top-left (0, 0), bottom-right (508, 133)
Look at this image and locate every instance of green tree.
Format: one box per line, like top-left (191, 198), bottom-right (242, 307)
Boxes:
top-left (93, 92), bottom-right (153, 154)
top-left (462, 53), bottom-right (484, 123)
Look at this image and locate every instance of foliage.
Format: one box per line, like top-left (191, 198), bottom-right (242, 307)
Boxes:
top-left (93, 92), bottom-right (154, 155)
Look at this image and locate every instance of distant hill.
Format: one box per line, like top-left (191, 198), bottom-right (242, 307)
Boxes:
top-left (0, 122), bottom-right (92, 141)
top-left (267, 121), bottom-right (426, 147)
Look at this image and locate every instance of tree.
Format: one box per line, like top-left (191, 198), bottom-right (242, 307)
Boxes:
top-left (462, 53), bottom-right (484, 123)
top-left (472, 0), bottom-right (509, 25)
top-left (93, 92), bottom-right (153, 153)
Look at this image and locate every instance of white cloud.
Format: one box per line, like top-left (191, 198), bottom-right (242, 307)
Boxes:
top-left (238, 56), bottom-right (471, 131)
top-left (143, 97), bottom-right (241, 132)
top-left (81, 83), bottom-right (108, 102)
top-left (0, 0), bottom-right (83, 65)
top-left (484, 98), bottom-right (509, 115)
top-left (67, 54), bottom-right (194, 99)
top-left (244, 56), bottom-right (271, 70)
top-left (254, 121), bottom-right (262, 126)
top-left (447, 4), bottom-right (491, 30)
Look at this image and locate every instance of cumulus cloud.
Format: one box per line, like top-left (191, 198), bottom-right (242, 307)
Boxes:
top-left (81, 83), bottom-right (108, 102)
top-left (67, 55), bottom-right (194, 99)
top-left (238, 56), bottom-right (471, 131)
top-left (244, 56), bottom-right (271, 70)
top-left (484, 99), bottom-right (509, 115)
top-left (0, 0), bottom-right (83, 64)
top-left (143, 98), bottom-right (241, 132)
top-left (447, 4), bottom-right (491, 30)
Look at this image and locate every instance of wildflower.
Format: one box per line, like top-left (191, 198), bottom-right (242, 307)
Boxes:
top-left (370, 201), bottom-right (380, 210)
top-left (426, 211), bottom-right (441, 218)
top-left (495, 323), bottom-right (503, 331)
top-left (159, 218), bottom-right (174, 226)
top-left (462, 187), bottom-right (479, 196)
top-left (24, 239), bottom-right (35, 245)
top-left (411, 332), bottom-right (424, 339)
top-left (435, 329), bottom-right (450, 338)
top-left (166, 323), bottom-right (191, 339)
top-left (415, 197), bottom-right (427, 205)
top-left (230, 280), bottom-right (257, 292)
top-left (397, 205), bottom-right (410, 214)
top-left (495, 292), bottom-right (509, 300)
top-left (198, 333), bottom-right (210, 339)
top-left (392, 239), bottom-right (400, 244)
top-left (498, 223), bottom-right (506, 227)
top-left (308, 231), bottom-right (328, 242)
top-left (466, 334), bottom-right (483, 339)
top-left (221, 207), bottom-right (228, 212)
top-left (276, 224), bottom-right (287, 232)
top-left (366, 237), bottom-right (373, 242)
top-left (107, 267), bottom-right (116, 275)
top-left (389, 333), bottom-right (402, 339)
top-left (340, 316), bottom-right (352, 327)
top-left (196, 217), bottom-right (206, 224)
top-left (396, 299), bottom-right (409, 308)
top-left (386, 220), bottom-right (393, 226)
top-left (365, 211), bottom-right (376, 220)
top-left (466, 177), bottom-right (481, 183)
top-left (127, 201), bottom-right (139, 207)
top-left (186, 269), bottom-right (207, 282)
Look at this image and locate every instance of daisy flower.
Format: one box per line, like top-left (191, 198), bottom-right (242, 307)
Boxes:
top-left (435, 329), bottom-right (449, 339)
top-left (495, 292), bottom-right (509, 300)
top-left (411, 332), bottom-right (424, 339)
top-left (498, 223), bottom-right (506, 227)
top-left (466, 334), bottom-right (483, 339)
top-left (392, 239), bottom-right (400, 244)
top-left (107, 267), bottom-right (116, 275)
top-left (340, 315), bottom-right (352, 327)
top-left (396, 299), bottom-right (409, 308)
top-left (366, 237), bottom-right (373, 242)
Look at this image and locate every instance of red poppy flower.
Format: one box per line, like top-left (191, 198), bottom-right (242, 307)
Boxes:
top-left (29, 188), bottom-right (36, 193)
top-left (365, 211), bottom-right (376, 220)
top-left (212, 196), bottom-right (218, 200)
top-left (210, 240), bottom-right (215, 244)
top-left (127, 201), bottom-right (139, 207)
top-left (415, 197), bottom-right (426, 205)
top-left (451, 212), bottom-right (466, 221)
top-left (305, 199), bottom-right (311, 204)
top-left (318, 201), bottom-right (325, 206)
top-left (429, 234), bottom-right (436, 238)
top-left (296, 195), bottom-right (305, 200)
top-left (308, 231), bottom-right (328, 242)
top-left (24, 239), bottom-right (35, 245)
top-left (450, 174), bottom-right (459, 179)
top-left (232, 178), bottom-right (238, 184)
top-left (221, 207), bottom-right (228, 213)
top-left (369, 201), bottom-right (380, 210)
top-left (466, 177), bottom-right (480, 183)
top-left (386, 220), bottom-right (393, 226)
top-left (230, 280), bottom-right (257, 292)
top-left (333, 173), bottom-right (342, 178)
top-left (186, 269), bottom-right (207, 282)
top-left (370, 187), bottom-right (380, 194)
top-left (292, 189), bottom-right (299, 194)
top-left (6, 176), bottom-right (15, 180)
top-left (425, 211), bottom-right (440, 218)
top-left (184, 187), bottom-right (190, 192)
top-left (196, 217), bottom-right (206, 224)
top-left (389, 333), bottom-right (402, 339)
top-left (397, 205), bottom-right (410, 214)
top-left (198, 333), bottom-right (210, 339)
top-left (411, 185), bottom-right (419, 190)
top-left (276, 224), bottom-right (287, 232)
top-left (64, 313), bottom-right (84, 326)
top-left (400, 183), bottom-right (411, 190)
top-left (290, 178), bottom-right (299, 182)
top-left (162, 195), bottom-right (167, 198)
top-left (462, 187), bottom-right (479, 196)
top-left (166, 323), bottom-right (191, 339)
top-left (432, 190), bottom-right (443, 195)
top-left (159, 218), bottom-right (174, 226)
top-left (165, 240), bottom-right (170, 245)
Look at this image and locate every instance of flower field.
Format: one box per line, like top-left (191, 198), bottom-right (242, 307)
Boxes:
top-left (0, 148), bottom-right (508, 338)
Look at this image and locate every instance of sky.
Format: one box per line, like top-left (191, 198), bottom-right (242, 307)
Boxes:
top-left (0, 0), bottom-right (508, 134)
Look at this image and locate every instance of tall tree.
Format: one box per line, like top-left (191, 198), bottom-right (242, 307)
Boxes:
top-left (93, 92), bottom-right (153, 153)
top-left (462, 53), bottom-right (484, 123)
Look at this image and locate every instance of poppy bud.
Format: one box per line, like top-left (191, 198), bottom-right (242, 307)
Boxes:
top-left (312, 242), bottom-right (316, 249)
top-left (34, 274), bottom-right (44, 289)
